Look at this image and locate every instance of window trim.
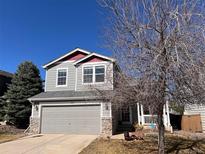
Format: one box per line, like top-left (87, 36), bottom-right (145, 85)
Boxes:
top-left (56, 68), bottom-right (68, 87)
top-left (95, 66), bottom-right (105, 83)
top-left (82, 63), bottom-right (106, 85)
top-left (83, 66), bottom-right (93, 84)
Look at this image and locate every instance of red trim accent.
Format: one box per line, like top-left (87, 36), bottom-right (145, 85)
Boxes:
top-left (60, 51), bottom-right (87, 62)
top-left (68, 53), bottom-right (87, 60)
top-left (80, 56), bottom-right (106, 64)
top-left (86, 57), bottom-right (104, 62)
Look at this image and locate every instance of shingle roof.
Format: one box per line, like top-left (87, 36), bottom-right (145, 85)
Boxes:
top-left (0, 70), bottom-right (13, 78)
top-left (28, 90), bottom-right (112, 101)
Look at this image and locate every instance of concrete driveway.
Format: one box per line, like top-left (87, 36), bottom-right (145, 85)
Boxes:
top-left (0, 134), bottom-right (97, 154)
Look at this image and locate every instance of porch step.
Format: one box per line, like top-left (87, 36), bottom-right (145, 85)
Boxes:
top-left (117, 124), bottom-right (133, 132)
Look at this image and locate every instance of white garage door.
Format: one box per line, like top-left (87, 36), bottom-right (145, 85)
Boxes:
top-left (41, 105), bottom-right (101, 134)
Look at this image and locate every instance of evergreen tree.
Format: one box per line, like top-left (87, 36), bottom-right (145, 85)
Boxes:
top-left (0, 96), bottom-right (6, 121)
top-left (4, 61), bottom-right (42, 128)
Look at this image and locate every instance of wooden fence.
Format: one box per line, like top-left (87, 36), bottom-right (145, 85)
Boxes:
top-left (181, 114), bottom-right (202, 133)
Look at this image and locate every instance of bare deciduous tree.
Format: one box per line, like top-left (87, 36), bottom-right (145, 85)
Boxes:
top-left (99, 0), bottom-right (205, 153)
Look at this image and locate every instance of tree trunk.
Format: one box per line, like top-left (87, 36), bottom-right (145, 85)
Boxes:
top-left (158, 111), bottom-right (165, 154)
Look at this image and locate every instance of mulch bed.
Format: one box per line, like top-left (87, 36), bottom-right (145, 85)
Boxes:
top-left (0, 125), bottom-right (24, 134)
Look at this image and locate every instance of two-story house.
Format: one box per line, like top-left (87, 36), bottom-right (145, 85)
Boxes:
top-left (28, 48), bottom-right (116, 136)
top-left (28, 48), bottom-right (172, 136)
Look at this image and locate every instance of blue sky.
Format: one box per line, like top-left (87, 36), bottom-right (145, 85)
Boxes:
top-left (0, 0), bottom-right (109, 79)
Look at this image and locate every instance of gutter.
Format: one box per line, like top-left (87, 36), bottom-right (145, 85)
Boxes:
top-left (28, 96), bottom-right (101, 102)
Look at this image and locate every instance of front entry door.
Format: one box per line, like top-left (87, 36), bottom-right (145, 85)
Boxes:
top-left (122, 107), bottom-right (130, 124)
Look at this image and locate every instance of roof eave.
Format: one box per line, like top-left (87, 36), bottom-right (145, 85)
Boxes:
top-left (74, 53), bottom-right (116, 65)
top-left (28, 96), bottom-right (101, 102)
top-left (42, 48), bottom-right (91, 69)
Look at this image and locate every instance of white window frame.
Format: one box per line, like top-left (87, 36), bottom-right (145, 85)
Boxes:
top-left (82, 63), bottom-right (106, 85)
top-left (56, 68), bottom-right (68, 87)
top-left (82, 66), bottom-right (94, 84)
top-left (95, 66), bottom-right (106, 83)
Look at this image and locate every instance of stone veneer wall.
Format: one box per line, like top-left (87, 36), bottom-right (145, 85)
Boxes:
top-left (101, 117), bottom-right (112, 136)
top-left (29, 117), bottom-right (40, 134)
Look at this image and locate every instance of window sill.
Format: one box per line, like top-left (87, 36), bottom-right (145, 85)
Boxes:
top-left (56, 85), bottom-right (67, 87)
top-left (82, 82), bottom-right (105, 85)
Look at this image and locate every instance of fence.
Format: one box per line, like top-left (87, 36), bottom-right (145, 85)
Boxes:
top-left (181, 114), bottom-right (202, 133)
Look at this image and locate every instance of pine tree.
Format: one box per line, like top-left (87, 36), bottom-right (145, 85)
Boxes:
top-left (0, 96), bottom-right (6, 121)
top-left (4, 61), bottom-right (42, 128)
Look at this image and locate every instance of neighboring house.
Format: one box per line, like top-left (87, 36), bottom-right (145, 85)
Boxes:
top-left (0, 70), bottom-right (12, 96)
top-left (28, 48), bottom-right (172, 136)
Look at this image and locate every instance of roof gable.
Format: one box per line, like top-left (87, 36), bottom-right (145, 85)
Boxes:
top-left (43, 48), bottom-right (90, 69)
top-left (43, 48), bottom-right (115, 69)
top-left (60, 51), bottom-right (87, 62)
top-left (74, 53), bottom-right (115, 65)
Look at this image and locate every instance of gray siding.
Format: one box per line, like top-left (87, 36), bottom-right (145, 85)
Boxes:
top-left (45, 61), bottom-right (114, 92)
top-left (46, 62), bottom-right (76, 91)
top-left (102, 102), bottom-right (111, 117)
top-left (76, 62), bottom-right (113, 91)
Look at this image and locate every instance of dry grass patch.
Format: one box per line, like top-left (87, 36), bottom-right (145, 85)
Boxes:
top-left (0, 133), bottom-right (25, 144)
top-left (80, 135), bottom-right (205, 154)
top-left (0, 125), bottom-right (25, 144)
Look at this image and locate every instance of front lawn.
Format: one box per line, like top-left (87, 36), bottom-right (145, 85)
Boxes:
top-left (80, 135), bottom-right (205, 154)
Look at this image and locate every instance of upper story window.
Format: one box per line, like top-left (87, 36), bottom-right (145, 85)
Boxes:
top-left (95, 66), bottom-right (105, 82)
top-left (83, 67), bottom-right (93, 83)
top-left (83, 65), bottom-right (105, 84)
top-left (57, 69), bottom-right (67, 86)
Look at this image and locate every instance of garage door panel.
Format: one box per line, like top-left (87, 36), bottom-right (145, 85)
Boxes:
top-left (41, 105), bottom-right (101, 134)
